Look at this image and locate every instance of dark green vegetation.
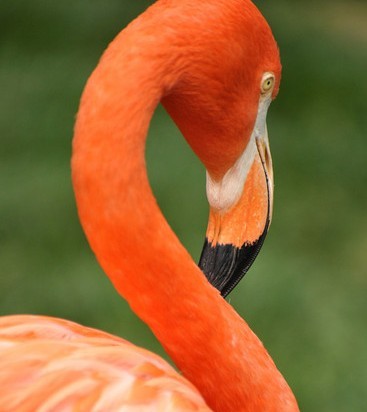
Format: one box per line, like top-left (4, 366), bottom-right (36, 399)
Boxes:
top-left (1, 1), bottom-right (366, 410)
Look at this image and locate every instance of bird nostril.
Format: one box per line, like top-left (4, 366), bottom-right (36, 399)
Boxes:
top-left (264, 147), bottom-right (272, 171)
top-left (255, 138), bottom-right (272, 174)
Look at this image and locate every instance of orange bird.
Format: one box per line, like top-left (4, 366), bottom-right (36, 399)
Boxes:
top-left (0, 0), bottom-right (299, 411)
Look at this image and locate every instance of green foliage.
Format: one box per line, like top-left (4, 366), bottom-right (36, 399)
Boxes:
top-left (0, 1), bottom-right (366, 410)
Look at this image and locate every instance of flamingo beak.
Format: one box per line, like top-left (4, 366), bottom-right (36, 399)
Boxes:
top-left (199, 103), bottom-right (274, 297)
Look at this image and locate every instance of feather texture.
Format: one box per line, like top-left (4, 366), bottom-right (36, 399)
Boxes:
top-left (0, 315), bottom-right (210, 411)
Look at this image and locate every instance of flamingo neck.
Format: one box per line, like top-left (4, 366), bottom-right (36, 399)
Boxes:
top-left (72, 3), bottom-right (298, 411)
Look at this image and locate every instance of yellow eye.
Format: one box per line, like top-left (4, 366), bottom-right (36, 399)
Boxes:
top-left (261, 73), bottom-right (275, 94)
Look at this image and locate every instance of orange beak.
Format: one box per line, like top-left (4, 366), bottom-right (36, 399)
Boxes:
top-left (199, 122), bottom-right (274, 297)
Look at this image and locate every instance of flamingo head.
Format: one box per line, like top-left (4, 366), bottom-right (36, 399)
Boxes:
top-left (162, 0), bottom-right (281, 296)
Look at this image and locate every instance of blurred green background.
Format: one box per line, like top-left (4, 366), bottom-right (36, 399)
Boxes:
top-left (1, 0), bottom-right (366, 410)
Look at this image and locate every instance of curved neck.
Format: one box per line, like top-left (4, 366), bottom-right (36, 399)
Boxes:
top-left (72, 3), bottom-right (298, 411)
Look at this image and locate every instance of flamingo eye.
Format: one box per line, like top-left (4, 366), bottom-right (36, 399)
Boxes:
top-left (260, 73), bottom-right (275, 94)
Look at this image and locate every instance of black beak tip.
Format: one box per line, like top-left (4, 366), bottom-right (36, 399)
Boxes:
top-left (198, 224), bottom-right (269, 297)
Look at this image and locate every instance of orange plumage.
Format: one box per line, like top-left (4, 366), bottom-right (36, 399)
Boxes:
top-left (0, 315), bottom-right (209, 410)
top-left (0, 1), bottom-right (299, 411)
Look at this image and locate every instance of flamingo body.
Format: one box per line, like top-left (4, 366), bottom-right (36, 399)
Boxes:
top-left (0, 0), bottom-right (299, 411)
top-left (0, 315), bottom-right (209, 411)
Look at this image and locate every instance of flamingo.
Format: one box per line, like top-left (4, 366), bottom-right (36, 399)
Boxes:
top-left (0, 0), bottom-right (299, 411)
